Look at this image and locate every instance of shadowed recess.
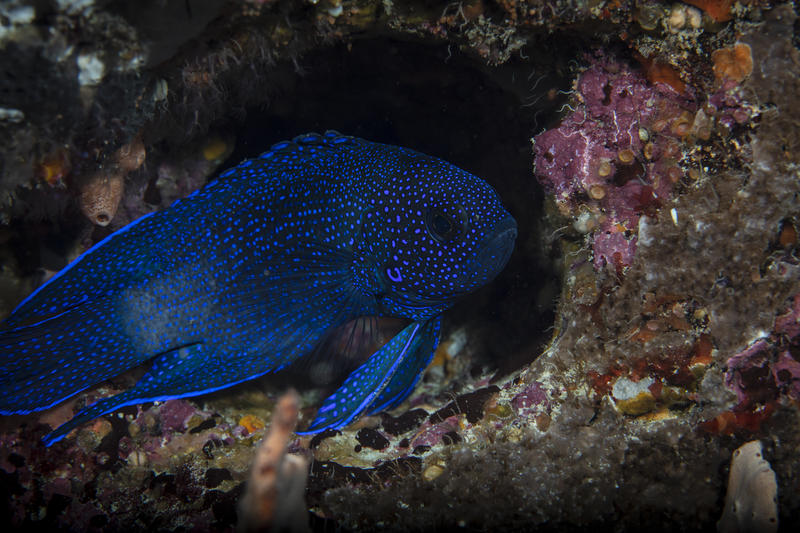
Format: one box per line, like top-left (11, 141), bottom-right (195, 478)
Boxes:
top-left (222, 36), bottom-right (569, 385)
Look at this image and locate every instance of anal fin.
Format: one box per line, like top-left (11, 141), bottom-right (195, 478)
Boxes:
top-left (43, 342), bottom-right (244, 446)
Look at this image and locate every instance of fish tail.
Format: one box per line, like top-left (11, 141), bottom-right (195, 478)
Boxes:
top-left (0, 298), bottom-right (136, 415)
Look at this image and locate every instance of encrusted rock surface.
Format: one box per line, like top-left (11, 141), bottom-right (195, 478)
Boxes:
top-left (1, 1), bottom-right (799, 531)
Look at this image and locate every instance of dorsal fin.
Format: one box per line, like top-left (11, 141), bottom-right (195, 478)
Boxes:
top-left (257, 131), bottom-right (357, 161)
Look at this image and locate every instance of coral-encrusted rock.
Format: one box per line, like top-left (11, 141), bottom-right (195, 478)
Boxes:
top-left (533, 55), bottom-right (697, 273)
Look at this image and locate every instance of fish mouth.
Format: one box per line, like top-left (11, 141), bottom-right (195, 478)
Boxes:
top-left (477, 215), bottom-right (517, 276)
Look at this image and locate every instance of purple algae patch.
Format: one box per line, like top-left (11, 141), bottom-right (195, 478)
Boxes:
top-left (533, 53), bottom-right (697, 273)
top-left (157, 399), bottom-right (199, 433)
top-left (510, 381), bottom-right (551, 415)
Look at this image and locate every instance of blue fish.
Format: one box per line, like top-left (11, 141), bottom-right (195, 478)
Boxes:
top-left (0, 131), bottom-right (516, 445)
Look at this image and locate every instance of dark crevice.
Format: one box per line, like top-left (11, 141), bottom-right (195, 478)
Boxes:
top-left (215, 36), bottom-right (573, 382)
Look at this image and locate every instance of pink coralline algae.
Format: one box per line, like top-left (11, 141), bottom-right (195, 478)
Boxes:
top-left (509, 381), bottom-right (551, 415)
top-left (724, 339), bottom-right (774, 407)
top-left (533, 55), bottom-right (697, 273)
top-left (591, 231), bottom-right (639, 275)
top-left (725, 294), bottom-right (800, 407)
top-left (410, 415), bottom-right (461, 450)
top-left (773, 351), bottom-right (800, 400)
top-left (709, 82), bottom-right (753, 132)
top-left (158, 398), bottom-right (204, 432)
top-left (775, 292), bottom-right (800, 340)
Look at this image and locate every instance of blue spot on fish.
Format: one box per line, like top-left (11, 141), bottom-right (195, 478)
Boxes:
top-left (0, 131), bottom-right (517, 445)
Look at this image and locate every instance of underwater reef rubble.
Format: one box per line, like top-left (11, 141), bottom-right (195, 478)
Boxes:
top-left (1, 0), bottom-right (800, 531)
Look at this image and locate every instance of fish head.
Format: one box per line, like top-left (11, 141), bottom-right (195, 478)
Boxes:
top-left (360, 152), bottom-right (517, 319)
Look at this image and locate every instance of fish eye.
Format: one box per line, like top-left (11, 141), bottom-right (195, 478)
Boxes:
top-left (430, 212), bottom-right (452, 236)
top-left (425, 206), bottom-right (467, 243)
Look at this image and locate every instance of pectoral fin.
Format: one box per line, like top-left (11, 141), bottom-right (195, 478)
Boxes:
top-left (366, 316), bottom-right (440, 414)
top-left (299, 317), bottom-right (439, 434)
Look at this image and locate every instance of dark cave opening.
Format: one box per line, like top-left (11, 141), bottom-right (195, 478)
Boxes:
top-left (213, 35), bottom-right (574, 388)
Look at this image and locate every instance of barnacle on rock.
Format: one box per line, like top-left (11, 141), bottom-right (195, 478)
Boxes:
top-left (670, 111), bottom-right (695, 137)
top-left (634, 2), bottom-right (664, 31)
top-left (666, 4), bottom-right (687, 33)
top-left (617, 149), bottom-right (636, 165)
top-left (116, 136), bottom-right (146, 173)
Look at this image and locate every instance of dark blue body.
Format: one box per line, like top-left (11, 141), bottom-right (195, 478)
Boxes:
top-left (0, 131), bottom-right (516, 445)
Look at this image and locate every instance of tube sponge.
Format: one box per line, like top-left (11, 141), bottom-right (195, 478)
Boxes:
top-left (718, 440), bottom-right (778, 533)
